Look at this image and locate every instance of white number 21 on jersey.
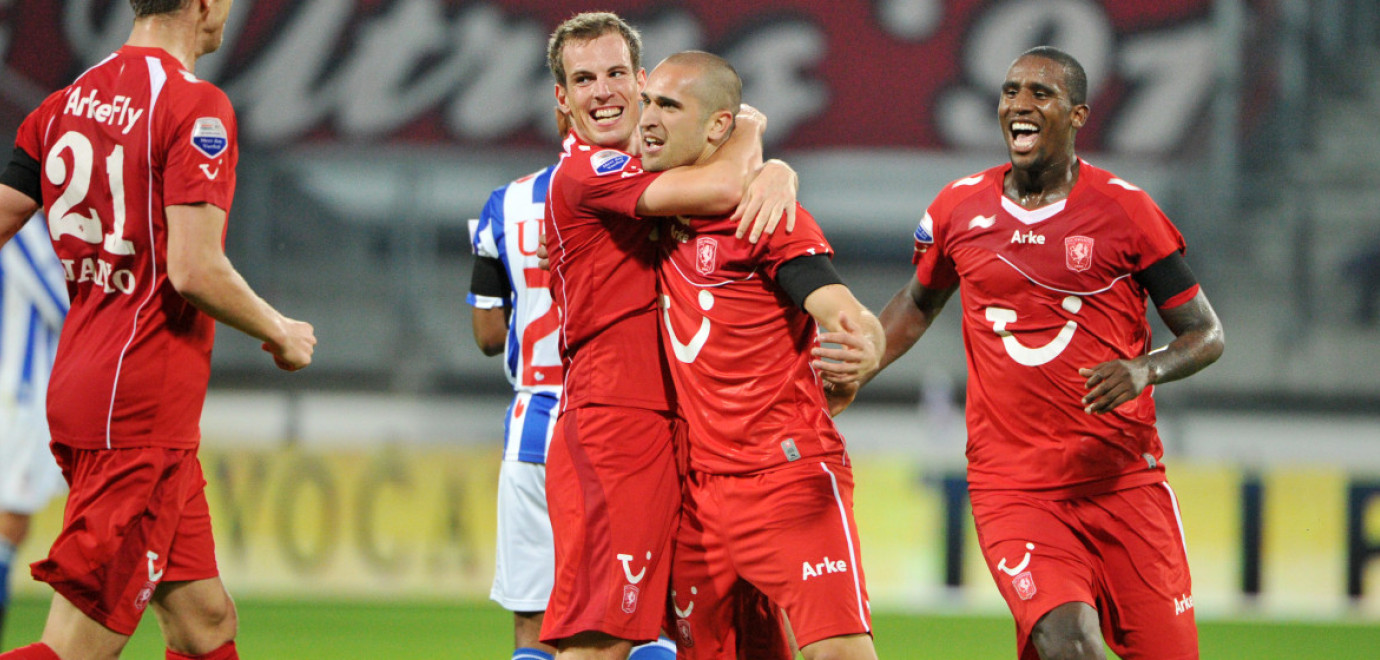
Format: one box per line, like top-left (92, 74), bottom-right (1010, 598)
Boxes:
top-left (44, 130), bottom-right (135, 255)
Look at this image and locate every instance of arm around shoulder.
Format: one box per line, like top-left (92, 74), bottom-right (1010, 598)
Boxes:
top-left (635, 107), bottom-right (766, 218)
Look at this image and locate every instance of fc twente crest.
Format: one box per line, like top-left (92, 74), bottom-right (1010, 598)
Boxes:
top-left (1064, 236), bottom-right (1094, 272)
top-left (695, 236), bottom-right (718, 276)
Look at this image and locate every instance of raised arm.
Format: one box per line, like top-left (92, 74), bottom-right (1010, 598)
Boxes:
top-left (1079, 290), bottom-right (1224, 414)
top-left (166, 202), bottom-right (315, 371)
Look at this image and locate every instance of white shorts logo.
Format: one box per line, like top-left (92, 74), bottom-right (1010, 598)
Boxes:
top-left (146, 550), bottom-right (165, 582)
top-left (617, 552), bottom-right (649, 584)
top-left (997, 542), bottom-right (1035, 577)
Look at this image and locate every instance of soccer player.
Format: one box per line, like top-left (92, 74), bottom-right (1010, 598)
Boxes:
top-left (644, 51), bottom-right (884, 660)
top-left (0, 1), bottom-right (317, 659)
top-left (864, 46), bottom-right (1225, 660)
top-left (470, 162), bottom-right (564, 660)
top-left (541, 12), bottom-right (796, 659)
top-left (469, 159), bottom-right (677, 660)
top-left (0, 217), bottom-right (67, 647)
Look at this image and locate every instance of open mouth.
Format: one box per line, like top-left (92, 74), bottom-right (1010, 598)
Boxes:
top-left (592, 106), bottom-right (623, 124)
top-left (1010, 121), bottom-right (1039, 151)
top-left (642, 133), bottom-right (664, 154)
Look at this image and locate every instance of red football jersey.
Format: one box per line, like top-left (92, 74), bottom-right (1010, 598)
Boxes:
top-left (658, 205), bottom-right (846, 475)
top-left (545, 132), bottom-right (672, 412)
top-left (15, 46), bottom-right (237, 449)
top-left (914, 160), bottom-right (1186, 497)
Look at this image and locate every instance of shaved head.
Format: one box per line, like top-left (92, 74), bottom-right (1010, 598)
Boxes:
top-left (658, 51), bottom-right (741, 119)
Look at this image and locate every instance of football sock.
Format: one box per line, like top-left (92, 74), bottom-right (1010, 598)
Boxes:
top-left (628, 635), bottom-right (676, 660)
top-left (0, 643), bottom-right (61, 659)
top-left (166, 640), bottom-right (238, 660)
top-left (511, 648), bottom-right (554, 660)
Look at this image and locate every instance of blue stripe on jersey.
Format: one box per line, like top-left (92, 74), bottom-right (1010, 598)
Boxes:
top-left (482, 186), bottom-right (523, 381)
top-left (517, 392), bottom-right (557, 463)
top-left (15, 231), bottom-right (69, 315)
top-left (505, 311), bottom-right (520, 380)
top-left (531, 166), bottom-right (553, 204)
top-left (19, 307), bottom-right (39, 399)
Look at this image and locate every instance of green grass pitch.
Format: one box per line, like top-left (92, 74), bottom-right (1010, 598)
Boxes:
top-left (4, 597), bottom-right (1379, 658)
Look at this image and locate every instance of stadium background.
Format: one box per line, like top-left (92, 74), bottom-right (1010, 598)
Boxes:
top-left (3, 0), bottom-right (1380, 655)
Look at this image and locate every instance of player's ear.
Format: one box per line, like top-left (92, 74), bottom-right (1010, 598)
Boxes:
top-left (706, 109), bottom-right (734, 143)
top-left (555, 83), bottom-right (570, 115)
top-left (636, 68), bottom-right (647, 92)
top-left (1071, 103), bottom-right (1090, 130)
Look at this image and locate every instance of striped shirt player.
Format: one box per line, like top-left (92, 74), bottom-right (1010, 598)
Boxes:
top-left (0, 217), bottom-right (67, 518)
top-left (0, 216), bottom-right (68, 641)
top-left (467, 166), bottom-right (564, 619)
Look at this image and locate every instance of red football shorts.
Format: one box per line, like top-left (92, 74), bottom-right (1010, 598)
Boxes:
top-left (541, 406), bottom-right (680, 645)
top-left (671, 460), bottom-right (871, 656)
top-left (970, 482), bottom-right (1198, 660)
top-left (31, 445), bottom-right (218, 635)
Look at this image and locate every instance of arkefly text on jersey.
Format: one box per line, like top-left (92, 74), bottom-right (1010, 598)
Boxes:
top-left (62, 87), bottom-right (145, 135)
top-left (62, 256), bottom-right (136, 295)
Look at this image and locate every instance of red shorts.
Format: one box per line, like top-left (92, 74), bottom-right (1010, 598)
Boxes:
top-left (970, 482), bottom-right (1198, 660)
top-left (671, 460), bottom-right (871, 656)
top-left (541, 406), bottom-right (680, 645)
top-left (31, 445), bottom-right (218, 635)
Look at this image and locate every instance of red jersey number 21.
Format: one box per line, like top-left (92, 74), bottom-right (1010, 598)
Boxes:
top-left (45, 130), bottom-right (135, 255)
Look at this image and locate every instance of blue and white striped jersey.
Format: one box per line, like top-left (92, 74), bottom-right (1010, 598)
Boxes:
top-left (469, 165), bottom-right (561, 463)
top-left (0, 216), bottom-right (68, 412)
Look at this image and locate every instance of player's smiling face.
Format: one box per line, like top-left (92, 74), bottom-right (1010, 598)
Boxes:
top-left (555, 32), bottom-right (645, 151)
top-left (999, 55), bottom-right (1087, 172)
top-left (639, 62), bottom-right (712, 172)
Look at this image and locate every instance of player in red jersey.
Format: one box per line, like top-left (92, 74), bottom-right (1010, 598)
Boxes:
top-left (644, 52), bottom-right (885, 660)
top-left (541, 13), bottom-right (797, 660)
top-left (862, 47), bottom-right (1224, 660)
top-left (0, 2), bottom-right (316, 659)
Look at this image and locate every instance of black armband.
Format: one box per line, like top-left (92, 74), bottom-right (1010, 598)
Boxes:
top-left (469, 256), bottom-right (512, 301)
top-left (1133, 252), bottom-right (1198, 308)
top-left (777, 254), bottom-right (844, 308)
top-left (0, 146), bottom-right (41, 204)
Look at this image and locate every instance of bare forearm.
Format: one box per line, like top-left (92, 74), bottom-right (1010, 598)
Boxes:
top-left (862, 280), bottom-right (954, 388)
top-left (0, 184), bottom-right (40, 248)
top-left (1145, 326), bottom-right (1224, 386)
top-left (471, 307), bottom-right (508, 356)
top-left (873, 288), bottom-right (929, 374)
top-left (1147, 292), bottom-right (1225, 386)
top-left (175, 255), bottom-right (287, 346)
